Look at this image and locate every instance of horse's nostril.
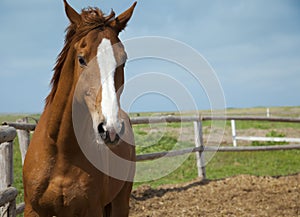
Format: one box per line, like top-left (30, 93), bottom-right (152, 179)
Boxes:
top-left (97, 123), bottom-right (107, 139)
top-left (97, 121), bottom-right (124, 144)
top-left (97, 123), bottom-right (105, 134)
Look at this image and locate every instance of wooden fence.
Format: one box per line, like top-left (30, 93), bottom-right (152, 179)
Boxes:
top-left (1, 115), bottom-right (300, 216)
top-left (0, 126), bottom-right (18, 217)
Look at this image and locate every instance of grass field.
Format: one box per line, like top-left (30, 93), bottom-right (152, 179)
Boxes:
top-left (1, 106), bottom-right (300, 208)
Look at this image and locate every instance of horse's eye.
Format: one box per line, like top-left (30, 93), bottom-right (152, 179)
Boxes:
top-left (78, 56), bottom-right (87, 67)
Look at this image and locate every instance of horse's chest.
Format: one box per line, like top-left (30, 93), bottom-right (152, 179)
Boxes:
top-left (34, 163), bottom-right (108, 216)
top-left (38, 172), bottom-right (100, 214)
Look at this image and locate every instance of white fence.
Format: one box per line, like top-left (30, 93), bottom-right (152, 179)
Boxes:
top-left (230, 119), bottom-right (300, 147)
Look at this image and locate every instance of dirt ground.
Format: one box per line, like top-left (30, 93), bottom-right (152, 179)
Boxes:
top-left (130, 173), bottom-right (300, 217)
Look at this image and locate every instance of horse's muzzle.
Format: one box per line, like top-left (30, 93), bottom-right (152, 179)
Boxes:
top-left (97, 121), bottom-right (125, 145)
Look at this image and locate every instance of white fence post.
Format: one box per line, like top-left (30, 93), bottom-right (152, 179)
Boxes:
top-left (193, 121), bottom-right (206, 179)
top-left (231, 120), bottom-right (237, 147)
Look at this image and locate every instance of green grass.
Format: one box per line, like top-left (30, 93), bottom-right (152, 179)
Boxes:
top-left (206, 150), bottom-right (300, 179)
top-left (0, 114), bottom-right (40, 124)
top-left (133, 149), bottom-right (300, 188)
top-left (134, 155), bottom-right (199, 188)
top-left (1, 107), bottom-right (300, 212)
top-left (131, 108), bottom-right (300, 187)
top-left (232, 120), bottom-right (300, 130)
top-left (251, 130), bottom-right (287, 146)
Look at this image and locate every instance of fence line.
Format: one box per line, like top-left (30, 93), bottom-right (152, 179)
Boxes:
top-left (1, 115), bottom-right (300, 216)
top-left (3, 115), bottom-right (300, 130)
top-left (3, 115), bottom-right (300, 166)
top-left (130, 115), bottom-right (300, 124)
top-left (2, 116), bottom-right (300, 163)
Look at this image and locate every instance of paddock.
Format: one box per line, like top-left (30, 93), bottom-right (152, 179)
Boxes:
top-left (0, 115), bottom-right (300, 216)
top-left (130, 173), bottom-right (300, 216)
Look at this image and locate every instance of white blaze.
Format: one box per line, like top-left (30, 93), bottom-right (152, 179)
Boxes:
top-left (97, 38), bottom-right (119, 129)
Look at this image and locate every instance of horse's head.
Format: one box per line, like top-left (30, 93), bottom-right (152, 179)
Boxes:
top-left (63, 0), bottom-right (136, 145)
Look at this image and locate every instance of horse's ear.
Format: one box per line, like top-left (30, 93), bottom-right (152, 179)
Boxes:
top-left (110, 2), bottom-right (137, 33)
top-left (63, 0), bottom-right (81, 25)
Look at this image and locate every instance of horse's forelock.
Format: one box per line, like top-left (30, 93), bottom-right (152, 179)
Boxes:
top-left (46, 8), bottom-right (115, 106)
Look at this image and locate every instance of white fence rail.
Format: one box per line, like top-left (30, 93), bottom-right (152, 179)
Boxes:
top-left (230, 119), bottom-right (300, 147)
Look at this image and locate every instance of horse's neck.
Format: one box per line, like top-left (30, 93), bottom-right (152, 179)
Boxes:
top-left (45, 63), bottom-right (76, 144)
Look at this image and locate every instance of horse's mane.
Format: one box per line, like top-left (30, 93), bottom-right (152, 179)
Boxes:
top-left (45, 7), bottom-right (115, 105)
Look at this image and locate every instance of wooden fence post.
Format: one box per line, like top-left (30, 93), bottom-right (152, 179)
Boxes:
top-left (0, 127), bottom-right (16, 190)
top-left (0, 126), bottom-right (17, 217)
top-left (0, 142), bottom-right (14, 190)
top-left (16, 118), bottom-right (30, 165)
top-left (193, 121), bottom-right (206, 180)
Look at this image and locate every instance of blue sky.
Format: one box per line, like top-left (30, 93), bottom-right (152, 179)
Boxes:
top-left (0, 0), bottom-right (300, 113)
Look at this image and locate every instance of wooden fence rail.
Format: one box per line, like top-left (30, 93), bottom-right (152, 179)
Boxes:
top-left (0, 127), bottom-right (16, 144)
top-left (136, 144), bottom-right (300, 161)
top-left (4, 115), bottom-right (300, 130)
top-left (0, 187), bottom-right (18, 207)
top-left (0, 187), bottom-right (18, 217)
top-left (131, 115), bottom-right (300, 124)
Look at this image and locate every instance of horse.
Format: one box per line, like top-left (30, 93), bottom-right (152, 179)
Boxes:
top-left (23, 1), bottom-right (137, 216)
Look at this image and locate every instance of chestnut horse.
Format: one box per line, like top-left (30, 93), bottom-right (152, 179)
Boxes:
top-left (23, 1), bottom-right (136, 216)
